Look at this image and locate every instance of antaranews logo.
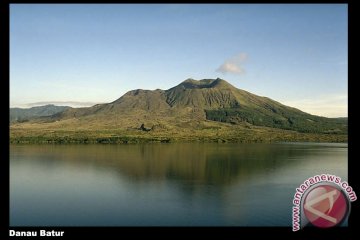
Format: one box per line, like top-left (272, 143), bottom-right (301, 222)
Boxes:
top-left (292, 174), bottom-right (357, 231)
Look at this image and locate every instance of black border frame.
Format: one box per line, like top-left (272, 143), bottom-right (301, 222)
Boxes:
top-left (3, 1), bottom-right (357, 239)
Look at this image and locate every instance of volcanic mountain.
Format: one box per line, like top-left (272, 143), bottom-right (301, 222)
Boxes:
top-left (48, 78), bottom-right (346, 133)
top-left (10, 78), bottom-right (347, 143)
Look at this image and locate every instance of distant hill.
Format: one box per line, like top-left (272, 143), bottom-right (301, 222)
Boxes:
top-left (10, 104), bottom-right (70, 123)
top-left (10, 79), bottom-right (347, 143)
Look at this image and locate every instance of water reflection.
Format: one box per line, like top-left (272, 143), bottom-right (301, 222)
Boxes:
top-left (10, 143), bottom-right (330, 185)
top-left (10, 143), bottom-right (347, 226)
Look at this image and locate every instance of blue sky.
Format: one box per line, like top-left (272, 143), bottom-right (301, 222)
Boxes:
top-left (10, 4), bottom-right (347, 117)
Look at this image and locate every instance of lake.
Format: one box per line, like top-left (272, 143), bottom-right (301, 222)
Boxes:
top-left (10, 143), bottom-right (347, 226)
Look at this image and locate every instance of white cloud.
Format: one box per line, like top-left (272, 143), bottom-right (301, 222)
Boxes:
top-left (216, 53), bottom-right (248, 74)
top-left (282, 94), bottom-right (347, 118)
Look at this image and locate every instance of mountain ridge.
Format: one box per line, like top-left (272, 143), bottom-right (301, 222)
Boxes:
top-left (10, 78), bottom-right (347, 143)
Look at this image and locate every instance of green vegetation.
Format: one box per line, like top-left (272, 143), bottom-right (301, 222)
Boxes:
top-left (205, 107), bottom-right (347, 134)
top-left (10, 120), bottom-right (347, 144)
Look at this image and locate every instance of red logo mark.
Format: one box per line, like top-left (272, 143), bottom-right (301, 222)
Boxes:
top-left (303, 185), bottom-right (348, 228)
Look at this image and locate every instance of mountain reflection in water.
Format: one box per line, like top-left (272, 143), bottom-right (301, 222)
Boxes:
top-left (10, 143), bottom-right (347, 226)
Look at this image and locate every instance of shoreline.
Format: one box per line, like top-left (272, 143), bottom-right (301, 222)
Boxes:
top-left (9, 134), bottom-right (348, 144)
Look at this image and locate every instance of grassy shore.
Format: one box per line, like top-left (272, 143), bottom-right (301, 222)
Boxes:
top-left (10, 119), bottom-right (347, 144)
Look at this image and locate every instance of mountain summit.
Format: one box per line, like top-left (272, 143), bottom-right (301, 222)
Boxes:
top-left (174, 78), bottom-right (235, 90)
top-left (10, 78), bottom-right (347, 143)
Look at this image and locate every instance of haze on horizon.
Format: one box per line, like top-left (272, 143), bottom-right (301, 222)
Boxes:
top-left (10, 4), bottom-right (347, 118)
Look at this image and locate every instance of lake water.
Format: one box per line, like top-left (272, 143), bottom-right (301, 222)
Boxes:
top-left (10, 143), bottom-right (347, 226)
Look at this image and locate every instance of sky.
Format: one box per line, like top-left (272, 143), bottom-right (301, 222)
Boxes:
top-left (10, 4), bottom-right (348, 117)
